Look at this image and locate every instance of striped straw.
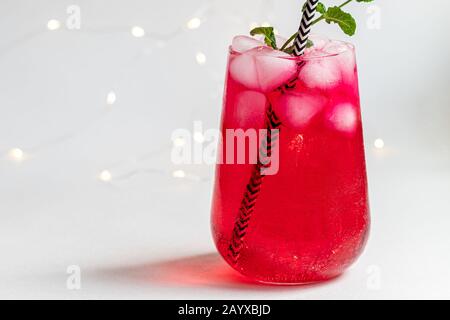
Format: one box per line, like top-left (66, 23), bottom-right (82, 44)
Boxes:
top-left (226, 1), bottom-right (320, 266)
top-left (293, 0), bottom-right (319, 56)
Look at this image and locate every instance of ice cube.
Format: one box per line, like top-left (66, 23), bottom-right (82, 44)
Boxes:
top-left (254, 48), bottom-right (298, 91)
top-left (232, 35), bottom-right (265, 53)
top-left (299, 57), bottom-right (341, 90)
top-left (234, 90), bottom-right (268, 129)
top-left (230, 47), bottom-right (298, 92)
top-left (337, 47), bottom-right (357, 84)
top-left (250, 32), bottom-right (286, 47)
top-left (338, 51), bottom-right (356, 84)
top-left (324, 41), bottom-right (356, 84)
top-left (308, 34), bottom-right (330, 50)
top-left (229, 52), bottom-right (259, 90)
top-left (323, 41), bottom-right (349, 55)
top-left (327, 103), bottom-right (358, 134)
top-left (302, 34), bottom-right (330, 58)
top-left (272, 92), bottom-right (327, 129)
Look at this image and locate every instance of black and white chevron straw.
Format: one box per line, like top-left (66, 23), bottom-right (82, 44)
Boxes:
top-left (226, 1), bottom-right (320, 266)
top-left (293, 0), bottom-right (319, 56)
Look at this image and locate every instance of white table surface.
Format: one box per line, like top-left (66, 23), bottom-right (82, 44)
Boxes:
top-left (1, 0), bottom-right (450, 299)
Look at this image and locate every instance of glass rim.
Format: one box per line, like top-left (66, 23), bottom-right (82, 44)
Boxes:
top-left (228, 39), bottom-right (355, 61)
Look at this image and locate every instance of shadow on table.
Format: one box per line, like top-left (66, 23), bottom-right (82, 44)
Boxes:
top-left (92, 252), bottom-right (342, 291)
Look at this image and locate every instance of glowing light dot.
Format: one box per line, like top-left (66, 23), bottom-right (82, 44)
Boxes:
top-left (98, 170), bottom-right (112, 182)
top-left (8, 148), bottom-right (25, 162)
top-left (196, 52), bottom-right (206, 65)
top-left (131, 26), bottom-right (145, 38)
top-left (173, 137), bottom-right (186, 147)
top-left (47, 19), bottom-right (61, 31)
top-left (172, 170), bottom-right (186, 178)
top-left (193, 132), bottom-right (205, 143)
top-left (374, 138), bottom-right (385, 149)
top-left (106, 91), bottom-right (116, 105)
top-left (187, 17), bottom-right (201, 29)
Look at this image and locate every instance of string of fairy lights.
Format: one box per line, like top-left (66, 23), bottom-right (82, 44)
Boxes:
top-left (2, 1), bottom-right (228, 185)
top-left (2, 1), bottom-right (386, 186)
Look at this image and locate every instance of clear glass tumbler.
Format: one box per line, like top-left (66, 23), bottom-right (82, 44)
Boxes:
top-left (211, 38), bottom-right (370, 284)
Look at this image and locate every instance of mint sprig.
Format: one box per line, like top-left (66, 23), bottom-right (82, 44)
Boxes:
top-left (316, 2), bottom-right (327, 14)
top-left (323, 6), bottom-right (357, 36)
top-left (250, 27), bottom-right (277, 49)
top-left (268, 0), bottom-right (375, 53)
top-left (308, 0), bottom-right (375, 36)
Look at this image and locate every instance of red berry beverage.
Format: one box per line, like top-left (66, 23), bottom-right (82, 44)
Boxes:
top-left (211, 35), bottom-right (370, 284)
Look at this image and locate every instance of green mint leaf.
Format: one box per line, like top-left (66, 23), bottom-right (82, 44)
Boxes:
top-left (323, 6), bottom-right (356, 36)
top-left (303, 1), bottom-right (326, 14)
top-left (250, 27), bottom-right (277, 49)
top-left (306, 39), bottom-right (314, 49)
top-left (284, 46), bottom-right (294, 55)
top-left (264, 0), bottom-right (376, 55)
top-left (317, 2), bottom-right (327, 14)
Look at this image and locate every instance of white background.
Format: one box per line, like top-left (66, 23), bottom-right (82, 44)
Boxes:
top-left (1, 0), bottom-right (449, 299)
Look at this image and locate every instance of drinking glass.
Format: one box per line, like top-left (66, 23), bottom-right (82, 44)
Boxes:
top-left (211, 39), bottom-right (370, 284)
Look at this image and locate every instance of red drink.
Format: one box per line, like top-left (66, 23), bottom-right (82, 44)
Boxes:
top-left (211, 36), bottom-right (370, 284)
